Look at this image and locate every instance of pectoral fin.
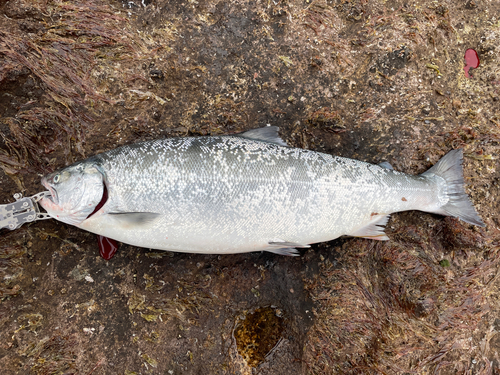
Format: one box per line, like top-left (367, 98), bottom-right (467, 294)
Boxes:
top-left (107, 212), bottom-right (161, 228)
top-left (349, 214), bottom-right (391, 241)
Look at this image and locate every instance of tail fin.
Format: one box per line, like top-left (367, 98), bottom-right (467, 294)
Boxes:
top-left (421, 149), bottom-right (485, 227)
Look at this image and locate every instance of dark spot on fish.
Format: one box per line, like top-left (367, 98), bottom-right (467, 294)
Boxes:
top-left (370, 212), bottom-right (378, 217)
top-left (402, 197), bottom-right (407, 201)
top-left (97, 235), bottom-right (119, 260)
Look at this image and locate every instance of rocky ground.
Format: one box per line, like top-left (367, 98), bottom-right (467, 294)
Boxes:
top-left (0, 0), bottom-right (499, 373)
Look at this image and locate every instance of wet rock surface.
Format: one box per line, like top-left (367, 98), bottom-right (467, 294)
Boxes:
top-left (1, 0), bottom-right (500, 373)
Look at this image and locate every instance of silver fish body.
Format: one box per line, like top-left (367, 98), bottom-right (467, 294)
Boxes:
top-left (39, 127), bottom-right (484, 255)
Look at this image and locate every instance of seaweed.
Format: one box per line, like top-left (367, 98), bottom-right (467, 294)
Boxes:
top-left (0, 230), bottom-right (27, 300)
top-left (0, 0), bottom-right (141, 174)
top-left (27, 335), bottom-right (78, 375)
top-left (304, 222), bottom-right (498, 373)
top-left (308, 107), bottom-right (345, 132)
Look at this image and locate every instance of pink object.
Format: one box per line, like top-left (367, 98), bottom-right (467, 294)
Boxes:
top-left (464, 49), bottom-right (480, 78)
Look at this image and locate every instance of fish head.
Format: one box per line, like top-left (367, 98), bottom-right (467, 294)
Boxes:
top-left (40, 161), bottom-right (105, 226)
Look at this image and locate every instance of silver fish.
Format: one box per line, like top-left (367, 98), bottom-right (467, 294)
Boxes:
top-left (39, 127), bottom-right (484, 255)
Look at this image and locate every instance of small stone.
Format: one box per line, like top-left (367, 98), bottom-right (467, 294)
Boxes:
top-left (85, 275), bottom-right (94, 283)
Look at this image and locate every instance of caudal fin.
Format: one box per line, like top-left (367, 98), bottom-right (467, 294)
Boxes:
top-left (421, 149), bottom-right (485, 227)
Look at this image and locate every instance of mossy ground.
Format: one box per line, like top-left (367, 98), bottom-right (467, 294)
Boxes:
top-left (1, 0), bottom-right (499, 373)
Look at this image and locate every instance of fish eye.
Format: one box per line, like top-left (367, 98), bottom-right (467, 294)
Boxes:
top-left (53, 174), bottom-right (60, 183)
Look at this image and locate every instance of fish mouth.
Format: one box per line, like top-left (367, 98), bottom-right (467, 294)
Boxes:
top-left (41, 177), bottom-right (58, 205)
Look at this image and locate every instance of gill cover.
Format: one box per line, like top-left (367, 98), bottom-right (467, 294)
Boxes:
top-left (40, 162), bottom-right (105, 226)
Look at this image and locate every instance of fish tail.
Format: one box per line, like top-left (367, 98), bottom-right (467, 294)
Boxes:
top-left (421, 149), bottom-right (485, 227)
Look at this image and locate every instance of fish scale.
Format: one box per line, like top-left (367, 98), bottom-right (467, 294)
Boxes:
top-left (39, 127), bottom-right (484, 256)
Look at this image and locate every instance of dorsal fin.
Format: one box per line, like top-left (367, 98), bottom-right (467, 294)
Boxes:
top-left (236, 126), bottom-right (288, 147)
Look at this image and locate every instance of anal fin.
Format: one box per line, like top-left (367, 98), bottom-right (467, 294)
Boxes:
top-left (266, 247), bottom-right (300, 256)
top-left (265, 240), bottom-right (310, 256)
top-left (350, 214), bottom-right (391, 241)
top-left (268, 241), bottom-right (310, 248)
